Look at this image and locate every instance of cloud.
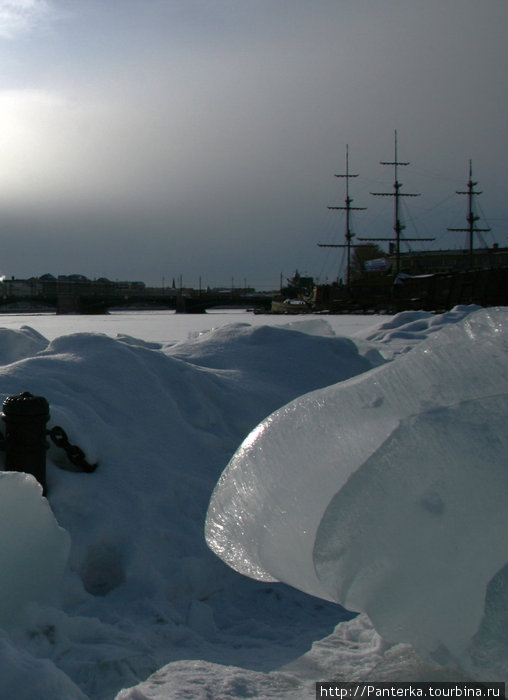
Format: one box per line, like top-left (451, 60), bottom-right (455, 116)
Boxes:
top-left (0, 0), bottom-right (505, 287)
top-left (0, 0), bottom-right (52, 38)
top-left (0, 89), bottom-right (95, 205)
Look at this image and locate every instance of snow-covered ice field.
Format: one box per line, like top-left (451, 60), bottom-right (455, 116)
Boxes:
top-left (0, 306), bottom-right (504, 699)
top-left (0, 308), bottom-right (385, 345)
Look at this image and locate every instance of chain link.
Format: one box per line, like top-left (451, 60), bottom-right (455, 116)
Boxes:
top-left (48, 426), bottom-right (97, 473)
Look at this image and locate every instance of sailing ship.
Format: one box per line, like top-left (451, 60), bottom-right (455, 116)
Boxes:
top-left (309, 133), bottom-right (508, 313)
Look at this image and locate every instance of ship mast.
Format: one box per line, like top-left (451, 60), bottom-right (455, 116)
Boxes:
top-left (318, 145), bottom-right (366, 286)
top-left (447, 160), bottom-right (490, 270)
top-left (359, 130), bottom-right (434, 275)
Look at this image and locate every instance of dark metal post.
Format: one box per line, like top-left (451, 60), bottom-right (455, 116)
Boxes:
top-left (2, 392), bottom-right (50, 495)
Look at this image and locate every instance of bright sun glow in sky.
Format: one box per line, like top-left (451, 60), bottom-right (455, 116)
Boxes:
top-left (0, 0), bottom-right (506, 288)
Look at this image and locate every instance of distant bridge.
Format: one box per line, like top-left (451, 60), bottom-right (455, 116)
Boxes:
top-left (172, 292), bottom-right (272, 314)
top-left (57, 291), bottom-right (272, 314)
top-left (0, 279), bottom-right (273, 314)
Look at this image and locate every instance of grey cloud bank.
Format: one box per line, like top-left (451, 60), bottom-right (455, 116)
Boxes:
top-left (0, 0), bottom-right (505, 288)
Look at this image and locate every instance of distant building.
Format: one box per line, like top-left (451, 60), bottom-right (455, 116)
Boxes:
top-left (0, 277), bottom-right (42, 298)
top-left (361, 245), bottom-right (508, 277)
top-left (394, 245), bottom-right (508, 275)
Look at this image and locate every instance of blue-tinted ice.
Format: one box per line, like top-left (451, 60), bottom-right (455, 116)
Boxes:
top-left (205, 308), bottom-right (508, 670)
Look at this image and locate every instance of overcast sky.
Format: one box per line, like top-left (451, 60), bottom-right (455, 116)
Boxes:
top-left (0, 0), bottom-right (505, 288)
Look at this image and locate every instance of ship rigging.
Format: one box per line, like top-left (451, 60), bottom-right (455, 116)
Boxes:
top-left (358, 130), bottom-right (435, 275)
top-left (318, 144), bottom-right (366, 286)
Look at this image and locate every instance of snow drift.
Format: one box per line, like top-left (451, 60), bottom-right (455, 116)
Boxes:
top-left (0, 319), bottom-right (372, 699)
top-left (205, 307), bottom-right (508, 676)
top-left (0, 306), bottom-right (503, 699)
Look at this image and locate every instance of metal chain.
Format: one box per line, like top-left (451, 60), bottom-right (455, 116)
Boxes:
top-left (48, 426), bottom-right (97, 473)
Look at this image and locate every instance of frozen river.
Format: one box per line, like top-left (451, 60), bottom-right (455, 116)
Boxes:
top-left (0, 309), bottom-right (389, 343)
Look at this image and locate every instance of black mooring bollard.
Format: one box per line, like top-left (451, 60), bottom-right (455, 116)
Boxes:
top-left (2, 391), bottom-right (50, 495)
